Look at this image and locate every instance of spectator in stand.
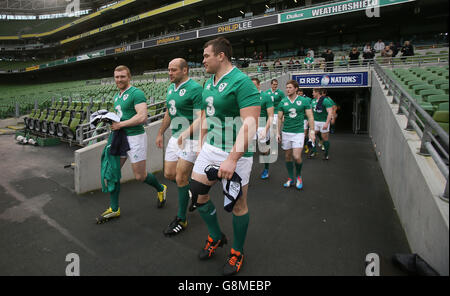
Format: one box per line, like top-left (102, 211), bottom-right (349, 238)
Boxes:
top-left (374, 39), bottom-right (385, 53)
top-left (287, 58), bottom-right (294, 70)
top-left (294, 59), bottom-right (302, 70)
top-left (389, 42), bottom-right (399, 57)
top-left (381, 45), bottom-right (394, 64)
top-left (307, 48), bottom-right (315, 59)
top-left (363, 43), bottom-right (372, 54)
top-left (273, 59), bottom-right (283, 71)
top-left (304, 52), bottom-right (314, 70)
top-left (349, 47), bottom-right (360, 67)
top-left (321, 49), bottom-right (335, 72)
top-left (339, 55), bottom-right (348, 67)
top-left (253, 51), bottom-right (258, 61)
top-left (259, 51), bottom-right (264, 65)
top-left (362, 45), bottom-right (375, 66)
top-left (262, 62), bottom-right (269, 72)
top-left (401, 40), bottom-right (414, 63)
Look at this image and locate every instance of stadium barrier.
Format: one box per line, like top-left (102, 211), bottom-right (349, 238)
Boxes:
top-left (370, 64), bottom-right (449, 275)
top-left (374, 61), bottom-right (449, 202)
top-left (74, 117), bottom-right (170, 194)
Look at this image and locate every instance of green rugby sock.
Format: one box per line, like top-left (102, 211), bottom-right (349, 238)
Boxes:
top-left (144, 173), bottom-right (164, 192)
top-left (110, 182), bottom-right (120, 212)
top-left (232, 212), bottom-right (250, 253)
top-left (295, 162), bottom-right (303, 177)
top-left (324, 141), bottom-right (330, 156)
top-left (285, 161), bottom-right (294, 179)
top-left (177, 185), bottom-right (190, 221)
top-left (198, 200), bottom-right (222, 241)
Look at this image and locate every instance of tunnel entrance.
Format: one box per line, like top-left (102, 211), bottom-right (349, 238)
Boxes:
top-left (301, 88), bottom-right (371, 134)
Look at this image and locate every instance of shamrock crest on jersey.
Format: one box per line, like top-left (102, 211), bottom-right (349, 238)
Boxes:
top-left (219, 83), bottom-right (228, 92)
top-left (179, 89), bottom-right (186, 96)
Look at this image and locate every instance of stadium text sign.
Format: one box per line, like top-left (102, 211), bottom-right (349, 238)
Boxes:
top-left (292, 72), bottom-right (369, 88)
top-left (280, 0), bottom-right (415, 23)
top-left (198, 15), bottom-right (278, 38)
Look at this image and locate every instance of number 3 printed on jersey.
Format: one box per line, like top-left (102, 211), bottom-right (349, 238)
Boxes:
top-left (288, 108), bottom-right (297, 118)
top-left (168, 99), bottom-right (177, 116)
top-left (115, 105), bottom-right (123, 119)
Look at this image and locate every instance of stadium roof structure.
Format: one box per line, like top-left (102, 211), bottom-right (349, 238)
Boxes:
top-left (0, 0), bottom-right (118, 15)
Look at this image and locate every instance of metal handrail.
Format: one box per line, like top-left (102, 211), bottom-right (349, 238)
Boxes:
top-left (373, 60), bottom-right (449, 202)
top-left (77, 101), bottom-right (166, 146)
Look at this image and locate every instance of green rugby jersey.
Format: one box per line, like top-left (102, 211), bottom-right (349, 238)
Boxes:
top-left (166, 78), bottom-right (203, 138)
top-left (326, 96), bottom-right (337, 107)
top-left (202, 67), bottom-right (260, 157)
top-left (311, 97), bottom-right (334, 122)
top-left (304, 57), bottom-right (314, 64)
top-left (278, 95), bottom-right (311, 133)
top-left (259, 91), bottom-right (274, 127)
top-left (265, 88), bottom-right (285, 113)
top-left (113, 86), bottom-right (147, 136)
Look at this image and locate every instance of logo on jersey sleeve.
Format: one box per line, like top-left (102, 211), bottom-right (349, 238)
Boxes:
top-left (179, 89), bottom-right (186, 97)
top-left (219, 83), bottom-right (228, 93)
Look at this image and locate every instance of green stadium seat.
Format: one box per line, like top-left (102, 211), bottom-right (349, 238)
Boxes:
top-left (100, 102), bottom-right (109, 111)
top-left (91, 102), bottom-right (100, 113)
top-left (432, 79), bottom-right (449, 87)
top-left (49, 110), bottom-right (63, 135)
top-left (425, 75), bottom-right (441, 84)
top-left (74, 101), bottom-right (83, 113)
top-left (28, 109), bottom-right (40, 130)
top-left (35, 109), bottom-right (48, 132)
top-left (432, 110), bottom-right (449, 134)
top-left (418, 89), bottom-right (445, 101)
top-left (412, 84), bottom-right (433, 95)
top-left (438, 102), bottom-right (449, 111)
top-left (57, 111), bottom-right (71, 137)
top-left (439, 84), bottom-right (449, 94)
top-left (427, 94), bottom-right (449, 105)
top-left (23, 109), bottom-right (36, 128)
top-left (41, 110), bottom-right (56, 133)
top-left (64, 112), bottom-right (82, 140)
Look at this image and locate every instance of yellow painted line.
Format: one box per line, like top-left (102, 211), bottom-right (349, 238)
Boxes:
top-left (6, 125), bottom-right (24, 130)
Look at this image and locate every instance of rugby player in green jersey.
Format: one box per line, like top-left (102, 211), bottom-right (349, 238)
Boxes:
top-left (96, 65), bottom-right (166, 224)
top-left (190, 37), bottom-right (260, 275)
top-left (265, 79), bottom-right (285, 131)
top-left (251, 77), bottom-right (274, 180)
top-left (277, 80), bottom-right (315, 190)
top-left (156, 58), bottom-right (203, 236)
top-left (310, 88), bottom-right (334, 160)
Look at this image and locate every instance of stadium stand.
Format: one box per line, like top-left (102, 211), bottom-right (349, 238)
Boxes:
top-left (385, 65), bottom-right (449, 116)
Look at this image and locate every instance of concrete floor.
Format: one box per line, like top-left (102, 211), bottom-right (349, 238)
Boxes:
top-left (0, 132), bottom-right (410, 276)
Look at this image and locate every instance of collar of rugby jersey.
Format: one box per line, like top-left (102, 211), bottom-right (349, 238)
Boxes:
top-left (118, 85), bottom-right (132, 98)
top-left (174, 78), bottom-right (191, 92)
top-left (212, 66), bottom-right (236, 87)
top-left (288, 95), bottom-right (299, 104)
